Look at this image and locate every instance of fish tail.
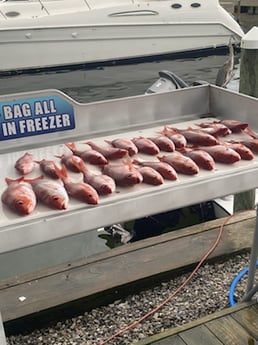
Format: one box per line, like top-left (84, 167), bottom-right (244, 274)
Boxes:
top-left (177, 147), bottom-right (187, 153)
top-left (157, 155), bottom-right (164, 161)
top-left (23, 175), bottom-right (44, 183)
top-left (121, 155), bottom-right (134, 170)
top-left (64, 142), bottom-right (76, 151)
top-left (5, 176), bottom-right (24, 185)
top-left (132, 159), bottom-right (141, 165)
top-left (162, 126), bottom-right (170, 135)
top-left (168, 126), bottom-right (177, 132)
top-left (55, 154), bottom-right (63, 159)
top-left (160, 126), bottom-right (176, 135)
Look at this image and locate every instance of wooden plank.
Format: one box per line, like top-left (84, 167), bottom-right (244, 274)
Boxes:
top-left (0, 211), bottom-right (255, 322)
top-left (1, 210), bottom-right (254, 289)
top-left (232, 304), bottom-right (258, 339)
top-left (179, 324), bottom-right (223, 345)
top-left (206, 315), bottom-right (253, 344)
top-left (153, 335), bottom-right (186, 345)
top-left (129, 302), bottom-right (256, 345)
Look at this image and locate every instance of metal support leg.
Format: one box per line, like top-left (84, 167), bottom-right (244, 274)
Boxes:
top-left (0, 311), bottom-right (6, 345)
top-left (242, 205), bottom-right (258, 302)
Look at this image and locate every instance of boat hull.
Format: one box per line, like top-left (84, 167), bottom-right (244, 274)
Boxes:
top-left (0, 0), bottom-right (244, 73)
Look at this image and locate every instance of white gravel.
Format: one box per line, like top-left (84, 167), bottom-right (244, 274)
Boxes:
top-left (6, 250), bottom-right (257, 345)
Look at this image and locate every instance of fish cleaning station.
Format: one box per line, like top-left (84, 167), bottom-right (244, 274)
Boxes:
top-left (0, 82), bottom-right (258, 343)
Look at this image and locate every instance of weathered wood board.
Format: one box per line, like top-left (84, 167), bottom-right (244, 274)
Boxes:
top-left (0, 211), bottom-right (256, 324)
top-left (134, 302), bottom-right (258, 345)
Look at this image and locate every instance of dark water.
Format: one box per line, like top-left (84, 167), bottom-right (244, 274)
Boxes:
top-left (0, 53), bottom-right (238, 279)
top-left (0, 53), bottom-right (236, 103)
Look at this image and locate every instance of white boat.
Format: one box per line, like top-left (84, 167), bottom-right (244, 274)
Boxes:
top-left (0, 0), bottom-right (244, 74)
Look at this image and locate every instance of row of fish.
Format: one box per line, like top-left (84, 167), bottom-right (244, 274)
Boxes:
top-left (2, 119), bottom-right (258, 216)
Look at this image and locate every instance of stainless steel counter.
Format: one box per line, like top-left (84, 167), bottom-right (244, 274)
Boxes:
top-left (1, 85), bottom-right (258, 254)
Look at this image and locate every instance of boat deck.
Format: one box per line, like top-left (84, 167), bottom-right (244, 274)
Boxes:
top-left (134, 302), bottom-right (258, 345)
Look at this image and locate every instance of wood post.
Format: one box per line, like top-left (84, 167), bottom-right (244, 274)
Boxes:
top-left (233, 27), bottom-right (258, 212)
top-left (0, 312), bottom-right (6, 345)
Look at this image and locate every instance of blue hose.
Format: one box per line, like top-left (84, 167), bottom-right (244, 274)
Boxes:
top-left (229, 260), bottom-right (258, 307)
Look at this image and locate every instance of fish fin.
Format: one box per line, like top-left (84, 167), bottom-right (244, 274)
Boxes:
top-left (71, 159), bottom-right (88, 172)
top-left (54, 163), bottom-right (68, 180)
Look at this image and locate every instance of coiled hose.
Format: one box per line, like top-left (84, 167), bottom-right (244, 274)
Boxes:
top-left (229, 260), bottom-right (258, 306)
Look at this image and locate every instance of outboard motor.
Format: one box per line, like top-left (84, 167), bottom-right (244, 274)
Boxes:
top-left (145, 70), bottom-right (208, 94)
top-left (145, 70), bottom-right (189, 94)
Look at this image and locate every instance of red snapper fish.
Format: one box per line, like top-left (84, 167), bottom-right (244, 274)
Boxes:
top-left (137, 166), bottom-right (164, 186)
top-left (178, 148), bottom-right (215, 170)
top-left (160, 126), bottom-right (187, 148)
top-left (196, 145), bottom-right (241, 164)
top-left (168, 127), bottom-right (219, 146)
top-left (148, 136), bottom-right (175, 152)
top-left (25, 176), bottom-right (69, 210)
top-left (85, 141), bottom-right (128, 160)
top-left (211, 126), bottom-right (258, 155)
top-left (196, 122), bottom-right (232, 137)
top-left (239, 138), bottom-right (258, 154)
top-left (56, 153), bottom-right (84, 173)
top-left (158, 152), bottom-right (199, 175)
top-left (15, 152), bottom-right (35, 175)
top-left (218, 119), bottom-right (249, 133)
top-left (72, 160), bottom-right (116, 195)
top-left (105, 138), bottom-right (138, 157)
top-left (102, 161), bottom-right (143, 187)
top-left (224, 142), bottom-right (254, 160)
top-left (1, 177), bottom-right (37, 215)
top-left (132, 137), bottom-right (160, 155)
top-left (65, 142), bottom-right (108, 165)
top-left (54, 164), bottom-right (99, 205)
top-left (35, 159), bottom-right (60, 179)
top-left (133, 159), bottom-right (178, 181)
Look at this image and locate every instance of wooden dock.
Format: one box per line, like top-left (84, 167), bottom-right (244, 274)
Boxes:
top-left (0, 210), bottom-right (256, 335)
top-left (134, 302), bottom-right (258, 345)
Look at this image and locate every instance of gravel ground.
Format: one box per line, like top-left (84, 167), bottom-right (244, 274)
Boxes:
top-left (6, 250), bottom-right (257, 345)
